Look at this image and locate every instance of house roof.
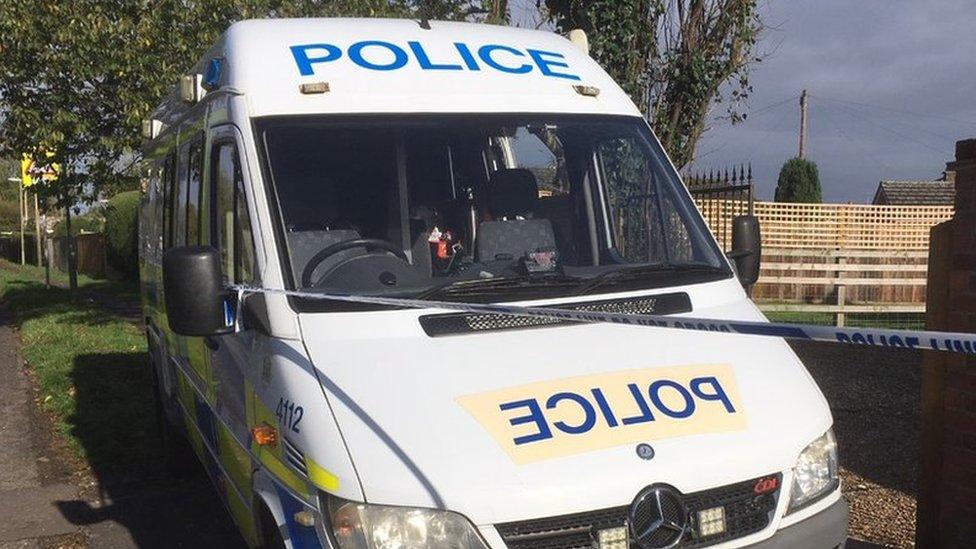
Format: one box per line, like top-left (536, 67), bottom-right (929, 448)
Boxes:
top-left (872, 180), bottom-right (955, 206)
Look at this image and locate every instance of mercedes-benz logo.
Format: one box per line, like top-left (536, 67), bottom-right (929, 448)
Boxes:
top-left (629, 484), bottom-right (689, 549)
top-left (636, 443), bottom-right (655, 460)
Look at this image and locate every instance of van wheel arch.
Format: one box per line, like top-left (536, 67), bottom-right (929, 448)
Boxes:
top-left (251, 473), bottom-right (289, 548)
top-left (256, 498), bottom-right (286, 549)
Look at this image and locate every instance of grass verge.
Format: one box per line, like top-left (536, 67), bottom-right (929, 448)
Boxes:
top-left (0, 261), bottom-right (157, 479)
top-left (763, 308), bottom-right (926, 330)
top-left (0, 258), bottom-right (139, 303)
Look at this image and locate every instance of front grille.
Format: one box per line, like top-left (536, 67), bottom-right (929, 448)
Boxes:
top-left (418, 293), bottom-right (692, 337)
top-left (495, 474), bottom-right (781, 549)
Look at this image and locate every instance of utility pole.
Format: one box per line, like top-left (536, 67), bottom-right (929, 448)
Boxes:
top-left (798, 89), bottom-right (808, 158)
top-left (34, 191), bottom-right (42, 266)
top-left (18, 181), bottom-right (25, 265)
top-left (65, 196), bottom-right (77, 292)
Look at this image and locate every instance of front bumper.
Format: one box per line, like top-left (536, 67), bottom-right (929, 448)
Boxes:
top-left (750, 498), bottom-right (848, 548)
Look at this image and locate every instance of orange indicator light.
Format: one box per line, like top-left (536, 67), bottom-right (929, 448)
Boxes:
top-left (251, 423), bottom-right (278, 447)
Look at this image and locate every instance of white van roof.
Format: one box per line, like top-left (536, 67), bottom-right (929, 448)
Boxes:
top-left (203, 18), bottom-right (641, 118)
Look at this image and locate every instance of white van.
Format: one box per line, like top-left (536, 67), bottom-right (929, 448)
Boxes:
top-left (139, 18), bottom-right (847, 549)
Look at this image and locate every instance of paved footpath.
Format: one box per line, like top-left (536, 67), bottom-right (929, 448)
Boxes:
top-left (0, 308), bottom-right (81, 547)
top-left (0, 303), bottom-right (243, 548)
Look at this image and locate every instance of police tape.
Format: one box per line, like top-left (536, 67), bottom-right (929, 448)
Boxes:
top-left (231, 285), bottom-right (976, 354)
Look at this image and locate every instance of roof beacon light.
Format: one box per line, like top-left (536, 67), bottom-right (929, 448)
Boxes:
top-left (141, 119), bottom-right (162, 140)
top-left (299, 81), bottom-right (330, 95)
top-left (202, 57), bottom-right (223, 91)
top-left (568, 29), bottom-right (590, 54)
top-left (573, 85), bottom-right (600, 97)
top-left (180, 73), bottom-right (205, 103)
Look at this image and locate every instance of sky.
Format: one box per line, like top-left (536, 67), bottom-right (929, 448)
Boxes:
top-left (513, 0), bottom-right (976, 203)
top-left (691, 0), bottom-right (976, 202)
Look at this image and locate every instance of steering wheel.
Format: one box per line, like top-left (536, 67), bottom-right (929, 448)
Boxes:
top-left (301, 238), bottom-right (409, 287)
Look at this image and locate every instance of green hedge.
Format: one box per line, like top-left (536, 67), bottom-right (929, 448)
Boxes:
top-left (53, 209), bottom-right (104, 236)
top-left (104, 191), bottom-right (140, 278)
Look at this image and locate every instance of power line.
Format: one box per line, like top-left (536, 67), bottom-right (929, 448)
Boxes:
top-left (758, 98), bottom-right (797, 153)
top-left (814, 99), bottom-right (895, 173)
top-left (810, 93), bottom-right (976, 128)
top-left (695, 93), bottom-right (798, 166)
top-left (748, 94), bottom-right (799, 117)
top-left (815, 97), bottom-right (948, 155)
top-left (811, 93), bottom-right (964, 145)
top-left (708, 94), bottom-right (797, 128)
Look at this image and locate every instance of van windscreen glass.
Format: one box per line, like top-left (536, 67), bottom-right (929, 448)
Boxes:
top-left (257, 115), bottom-right (729, 305)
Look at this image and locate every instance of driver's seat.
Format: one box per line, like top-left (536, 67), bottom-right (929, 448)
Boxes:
top-left (477, 169), bottom-right (557, 262)
top-left (288, 229), bottom-right (364, 287)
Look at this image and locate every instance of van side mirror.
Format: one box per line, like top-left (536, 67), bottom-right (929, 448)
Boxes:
top-left (162, 246), bottom-right (234, 336)
top-left (729, 215), bottom-right (761, 287)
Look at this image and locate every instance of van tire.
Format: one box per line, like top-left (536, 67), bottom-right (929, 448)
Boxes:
top-left (258, 502), bottom-right (286, 549)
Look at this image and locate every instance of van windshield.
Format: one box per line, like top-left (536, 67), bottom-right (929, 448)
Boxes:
top-left (257, 115), bottom-right (729, 306)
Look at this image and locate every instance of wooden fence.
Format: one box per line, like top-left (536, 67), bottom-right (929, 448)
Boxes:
top-left (755, 248), bottom-right (929, 325)
top-left (697, 200), bottom-right (954, 251)
top-left (752, 202), bottom-right (953, 249)
top-left (47, 233), bottom-right (107, 279)
top-left (695, 200), bottom-right (954, 325)
top-left (0, 234), bottom-right (39, 264)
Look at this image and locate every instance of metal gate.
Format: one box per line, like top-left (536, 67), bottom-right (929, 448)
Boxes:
top-left (684, 164), bottom-right (754, 250)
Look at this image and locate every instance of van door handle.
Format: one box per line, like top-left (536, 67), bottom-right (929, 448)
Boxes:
top-left (204, 336), bottom-right (219, 351)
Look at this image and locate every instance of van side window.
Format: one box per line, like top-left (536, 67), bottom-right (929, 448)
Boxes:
top-left (597, 137), bottom-right (666, 262)
top-left (597, 136), bottom-right (695, 263)
top-left (162, 154), bottom-right (175, 249)
top-left (174, 142), bottom-right (190, 247)
top-left (236, 176), bottom-right (256, 283)
top-left (212, 142), bottom-right (256, 284)
top-left (186, 139), bottom-right (204, 245)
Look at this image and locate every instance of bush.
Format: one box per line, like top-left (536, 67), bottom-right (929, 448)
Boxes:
top-left (53, 209), bottom-right (105, 236)
top-left (774, 157), bottom-right (822, 203)
top-left (104, 191), bottom-right (140, 279)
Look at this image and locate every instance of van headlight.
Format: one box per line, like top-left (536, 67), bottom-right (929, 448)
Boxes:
top-left (325, 495), bottom-right (489, 549)
top-left (788, 430), bottom-right (839, 513)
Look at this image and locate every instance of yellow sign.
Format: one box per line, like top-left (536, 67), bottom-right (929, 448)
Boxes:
top-left (457, 364), bottom-right (747, 464)
top-left (20, 152), bottom-right (60, 187)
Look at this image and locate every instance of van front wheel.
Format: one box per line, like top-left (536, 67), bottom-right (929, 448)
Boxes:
top-left (258, 502), bottom-right (286, 549)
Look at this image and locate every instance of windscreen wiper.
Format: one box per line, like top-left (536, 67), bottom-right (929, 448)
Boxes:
top-left (573, 263), bottom-right (729, 296)
top-left (415, 273), bottom-right (582, 300)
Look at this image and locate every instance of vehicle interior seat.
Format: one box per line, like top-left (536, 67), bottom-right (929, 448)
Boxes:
top-left (537, 193), bottom-right (578, 265)
top-left (287, 229), bottom-right (366, 286)
top-left (409, 208), bottom-right (434, 278)
top-left (476, 168), bottom-right (557, 262)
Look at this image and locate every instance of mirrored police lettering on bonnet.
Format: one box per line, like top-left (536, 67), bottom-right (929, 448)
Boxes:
top-left (498, 375), bottom-right (737, 444)
top-left (139, 17), bottom-right (847, 549)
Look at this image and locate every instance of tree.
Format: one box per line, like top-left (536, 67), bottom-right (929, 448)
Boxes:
top-left (417, 0), bottom-right (508, 22)
top-left (0, 159), bottom-right (18, 232)
top-left (545, 0), bottom-right (762, 168)
top-left (774, 157), bottom-right (822, 203)
top-left (0, 0), bottom-right (507, 288)
top-left (0, 0), bottom-right (508, 204)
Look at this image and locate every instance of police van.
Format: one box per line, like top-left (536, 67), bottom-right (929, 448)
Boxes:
top-left (139, 18), bottom-right (847, 549)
